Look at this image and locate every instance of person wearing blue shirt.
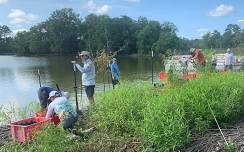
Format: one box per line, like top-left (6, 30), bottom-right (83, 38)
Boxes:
top-left (111, 58), bottom-right (120, 86)
top-left (38, 86), bottom-right (58, 110)
top-left (71, 51), bottom-right (96, 107)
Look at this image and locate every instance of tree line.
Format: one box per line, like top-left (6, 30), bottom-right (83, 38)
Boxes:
top-left (0, 8), bottom-right (244, 56)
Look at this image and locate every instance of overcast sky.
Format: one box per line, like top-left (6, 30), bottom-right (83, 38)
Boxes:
top-left (0, 0), bottom-right (244, 39)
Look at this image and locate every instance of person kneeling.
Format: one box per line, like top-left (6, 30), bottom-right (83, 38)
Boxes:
top-left (46, 91), bottom-right (77, 129)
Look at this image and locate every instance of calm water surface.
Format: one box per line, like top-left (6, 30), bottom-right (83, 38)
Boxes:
top-left (0, 55), bottom-right (162, 108)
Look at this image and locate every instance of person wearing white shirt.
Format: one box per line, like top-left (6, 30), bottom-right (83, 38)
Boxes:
top-left (71, 51), bottom-right (96, 108)
top-left (224, 48), bottom-right (234, 71)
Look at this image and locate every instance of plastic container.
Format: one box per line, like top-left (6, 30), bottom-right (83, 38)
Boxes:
top-left (182, 72), bottom-right (197, 80)
top-left (10, 117), bottom-right (51, 143)
top-left (159, 71), bottom-right (167, 81)
top-left (34, 111), bottom-right (60, 126)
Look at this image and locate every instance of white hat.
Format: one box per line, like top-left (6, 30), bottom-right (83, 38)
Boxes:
top-left (112, 58), bottom-right (117, 61)
top-left (48, 91), bottom-right (61, 99)
top-left (79, 51), bottom-right (90, 57)
top-left (227, 48), bottom-right (231, 52)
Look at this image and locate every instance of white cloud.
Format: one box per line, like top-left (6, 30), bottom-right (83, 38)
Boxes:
top-left (196, 28), bottom-right (209, 37)
top-left (208, 4), bottom-right (234, 17)
top-left (8, 9), bottom-right (38, 25)
top-left (86, 0), bottom-right (111, 15)
top-left (11, 28), bottom-right (28, 37)
top-left (124, 0), bottom-right (141, 3)
top-left (237, 19), bottom-right (244, 26)
top-left (0, 0), bottom-right (8, 5)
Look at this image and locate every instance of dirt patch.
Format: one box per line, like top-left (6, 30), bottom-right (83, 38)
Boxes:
top-left (0, 125), bottom-right (10, 147)
top-left (185, 120), bottom-right (244, 152)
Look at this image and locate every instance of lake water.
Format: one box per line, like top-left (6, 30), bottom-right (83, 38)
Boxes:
top-left (0, 55), bottom-right (162, 108)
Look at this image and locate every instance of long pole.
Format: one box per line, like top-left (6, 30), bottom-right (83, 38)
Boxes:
top-left (80, 72), bottom-right (83, 111)
top-left (56, 84), bottom-right (60, 91)
top-left (38, 69), bottom-right (41, 87)
top-left (73, 64), bottom-right (79, 112)
top-left (151, 50), bottom-right (154, 84)
top-left (76, 53), bottom-right (83, 113)
top-left (107, 66), bottom-right (111, 89)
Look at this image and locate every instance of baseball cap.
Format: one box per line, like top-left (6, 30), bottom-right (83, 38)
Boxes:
top-left (48, 91), bottom-right (61, 99)
top-left (112, 58), bottom-right (117, 61)
top-left (79, 51), bottom-right (90, 57)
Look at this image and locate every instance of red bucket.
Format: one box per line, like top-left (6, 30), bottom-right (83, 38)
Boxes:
top-left (159, 71), bottom-right (167, 81)
top-left (34, 111), bottom-right (60, 126)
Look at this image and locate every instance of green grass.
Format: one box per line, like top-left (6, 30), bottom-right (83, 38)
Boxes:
top-left (92, 72), bottom-right (244, 151)
top-left (0, 125), bottom-right (83, 152)
top-left (2, 72), bottom-right (244, 151)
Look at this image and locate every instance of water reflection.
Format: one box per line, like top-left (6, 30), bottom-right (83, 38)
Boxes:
top-left (0, 55), bottom-right (162, 107)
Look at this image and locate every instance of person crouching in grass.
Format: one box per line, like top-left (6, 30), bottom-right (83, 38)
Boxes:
top-left (46, 91), bottom-right (77, 129)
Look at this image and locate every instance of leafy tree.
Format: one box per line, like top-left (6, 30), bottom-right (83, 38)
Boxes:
top-left (0, 25), bottom-right (11, 40)
top-left (13, 31), bottom-right (31, 55)
top-left (83, 14), bottom-right (111, 54)
top-left (202, 30), bottom-right (222, 48)
top-left (28, 22), bottom-right (51, 54)
top-left (0, 25), bottom-right (13, 54)
top-left (137, 20), bottom-right (161, 55)
top-left (46, 8), bottom-right (82, 55)
top-left (152, 22), bottom-right (179, 54)
top-left (137, 16), bottom-right (148, 30)
top-left (222, 24), bottom-right (241, 48)
top-left (109, 16), bottom-right (138, 54)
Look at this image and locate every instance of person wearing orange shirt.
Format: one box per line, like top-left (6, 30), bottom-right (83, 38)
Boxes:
top-left (189, 48), bottom-right (206, 66)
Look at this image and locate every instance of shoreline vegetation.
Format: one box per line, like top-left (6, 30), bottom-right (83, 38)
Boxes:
top-left (1, 72), bottom-right (244, 151)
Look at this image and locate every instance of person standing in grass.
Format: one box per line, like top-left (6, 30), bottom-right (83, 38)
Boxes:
top-left (224, 48), bottom-right (234, 71)
top-left (46, 91), bottom-right (77, 129)
top-left (71, 51), bottom-right (96, 108)
top-left (111, 58), bottom-right (120, 86)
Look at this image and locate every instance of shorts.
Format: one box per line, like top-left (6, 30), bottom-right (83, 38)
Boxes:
top-left (85, 85), bottom-right (95, 97)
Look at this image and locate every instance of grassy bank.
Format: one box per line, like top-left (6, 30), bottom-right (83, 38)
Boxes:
top-left (1, 72), bottom-right (244, 151)
top-left (92, 72), bottom-right (244, 151)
